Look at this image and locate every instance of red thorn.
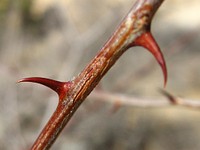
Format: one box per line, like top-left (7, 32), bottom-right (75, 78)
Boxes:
top-left (18, 77), bottom-right (71, 100)
top-left (133, 32), bottom-right (167, 87)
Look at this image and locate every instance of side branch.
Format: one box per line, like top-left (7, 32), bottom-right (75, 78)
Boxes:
top-left (90, 90), bottom-right (200, 109)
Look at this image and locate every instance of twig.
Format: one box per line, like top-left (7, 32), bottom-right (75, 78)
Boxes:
top-left (160, 89), bottom-right (200, 109)
top-left (90, 90), bottom-right (200, 109)
top-left (18, 0), bottom-right (166, 149)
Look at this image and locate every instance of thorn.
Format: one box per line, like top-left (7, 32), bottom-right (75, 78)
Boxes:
top-left (133, 31), bottom-right (167, 87)
top-left (18, 77), bottom-right (71, 100)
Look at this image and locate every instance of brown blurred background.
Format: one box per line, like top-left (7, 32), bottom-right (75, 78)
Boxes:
top-left (0, 0), bottom-right (200, 149)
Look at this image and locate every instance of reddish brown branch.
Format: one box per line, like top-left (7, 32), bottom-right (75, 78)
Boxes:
top-left (18, 0), bottom-right (166, 149)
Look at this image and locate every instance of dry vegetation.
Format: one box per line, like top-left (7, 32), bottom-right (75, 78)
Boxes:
top-left (0, 0), bottom-right (200, 150)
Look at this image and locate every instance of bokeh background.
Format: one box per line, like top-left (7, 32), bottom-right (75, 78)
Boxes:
top-left (0, 0), bottom-right (200, 149)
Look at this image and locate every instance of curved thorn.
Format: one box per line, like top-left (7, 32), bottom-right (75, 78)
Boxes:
top-left (134, 31), bottom-right (167, 87)
top-left (18, 77), bottom-right (70, 99)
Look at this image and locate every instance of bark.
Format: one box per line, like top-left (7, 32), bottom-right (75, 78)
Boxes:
top-left (19, 0), bottom-right (166, 149)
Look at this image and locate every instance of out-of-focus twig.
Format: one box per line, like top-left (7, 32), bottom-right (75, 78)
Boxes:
top-left (90, 90), bottom-right (200, 109)
top-left (160, 89), bottom-right (200, 109)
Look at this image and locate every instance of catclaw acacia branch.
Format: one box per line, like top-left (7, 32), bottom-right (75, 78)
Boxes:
top-left (18, 0), bottom-right (166, 149)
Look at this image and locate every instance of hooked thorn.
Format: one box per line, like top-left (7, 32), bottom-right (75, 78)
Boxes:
top-left (133, 31), bottom-right (167, 87)
top-left (18, 77), bottom-right (71, 100)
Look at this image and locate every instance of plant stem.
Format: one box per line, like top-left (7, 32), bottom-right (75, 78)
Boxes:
top-left (20, 0), bottom-right (166, 149)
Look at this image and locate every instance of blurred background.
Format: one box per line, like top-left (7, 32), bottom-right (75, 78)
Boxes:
top-left (0, 0), bottom-right (200, 149)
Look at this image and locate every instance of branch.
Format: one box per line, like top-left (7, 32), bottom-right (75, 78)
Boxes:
top-left (160, 90), bottom-right (200, 109)
top-left (90, 90), bottom-right (200, 109)
top-left (18, 0), bottom-right (166, 149)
